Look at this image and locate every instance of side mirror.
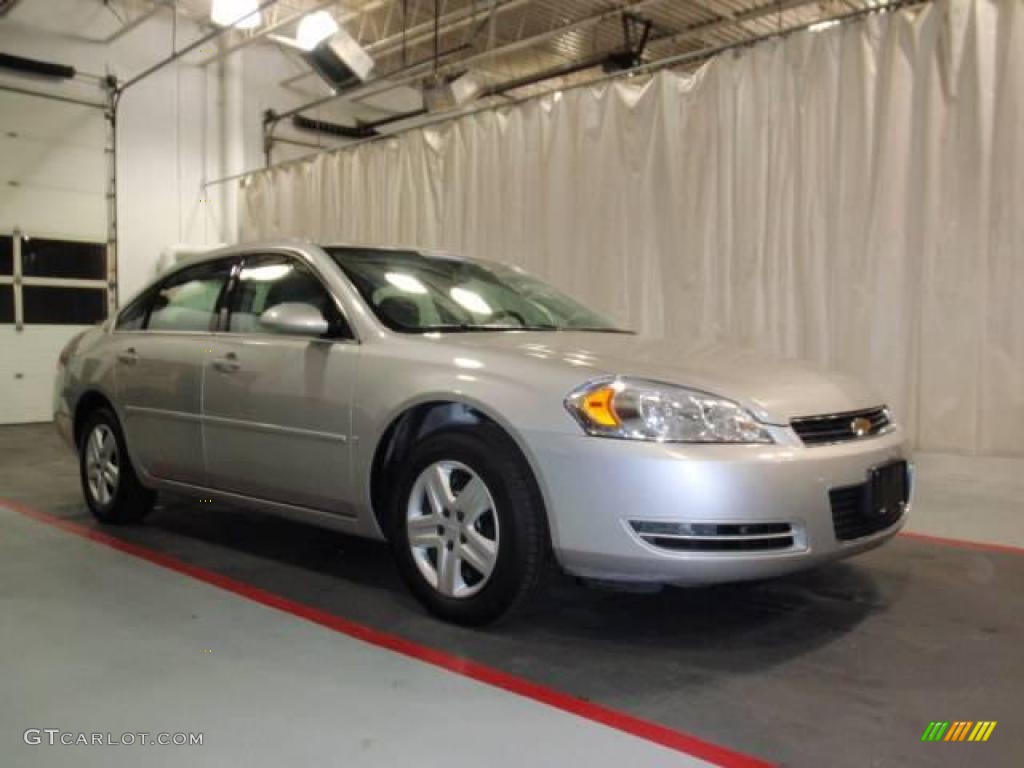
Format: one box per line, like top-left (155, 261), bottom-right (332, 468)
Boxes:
top-left (259, 302), bottom-right (329, 337)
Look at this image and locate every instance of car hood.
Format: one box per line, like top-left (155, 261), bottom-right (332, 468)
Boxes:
top-left (440, 331), bottom-right (882, 425)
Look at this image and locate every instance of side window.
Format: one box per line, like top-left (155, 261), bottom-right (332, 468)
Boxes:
top-left (116, 288), bottom-right (155, 331)
top-left (228, 254), bottom-right (350, 339)
top-left (148, 260), bottom-right (234, 333)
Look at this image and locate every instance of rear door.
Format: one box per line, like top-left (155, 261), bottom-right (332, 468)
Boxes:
top-left (202, 251), bottom-right (359, 514)
top-left (113, 258), bottom-right (235, 485)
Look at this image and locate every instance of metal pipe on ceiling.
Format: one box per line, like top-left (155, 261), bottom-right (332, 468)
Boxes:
top-left (205, 0), bottom-right (928, 190)
top-left (342, 0), bottom-right (829, 108)
top-left (102, 0), bottom-right (175, 45)
top-left (119, 0), bottom-right (283, 92)
top-left (268, 0), bottom-right (670, 124)
top-left (0, 82), bottom-right (106, 109)
top-left (267, 39), bottom-right (470, 124)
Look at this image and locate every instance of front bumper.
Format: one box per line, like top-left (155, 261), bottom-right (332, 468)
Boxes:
top-left (524, 425), bottom-right (910, 585)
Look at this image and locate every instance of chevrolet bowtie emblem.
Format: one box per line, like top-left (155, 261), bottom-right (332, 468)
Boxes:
top-left (850, 417), bottom-right (872, 437)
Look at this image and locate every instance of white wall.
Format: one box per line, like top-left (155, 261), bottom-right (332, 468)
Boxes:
top-left (0, 2), bottom-right (393, 423)
top-left (0, 4), bottom-right (232, 422)
top-left (0, 4), bottom-right (234, 295)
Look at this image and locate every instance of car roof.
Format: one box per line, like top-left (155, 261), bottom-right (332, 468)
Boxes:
top-left (174, 241), bottom-right (481, 270)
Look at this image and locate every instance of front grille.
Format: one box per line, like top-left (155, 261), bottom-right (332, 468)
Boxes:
top-left (829, 482), bottom-right (904, 541)
top-left (791, 407), bottom-right (891, 446)
top-left (630, 521), bottom-right (797, 553)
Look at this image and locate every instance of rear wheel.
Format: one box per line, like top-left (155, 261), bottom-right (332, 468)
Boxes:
top-left (389, 425), bottom-right (547, 626)
top-left (79, 407), bottom-right (155, 524)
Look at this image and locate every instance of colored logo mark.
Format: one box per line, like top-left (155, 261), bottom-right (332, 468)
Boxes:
top-left (921, 721), bottom-right (997, 742)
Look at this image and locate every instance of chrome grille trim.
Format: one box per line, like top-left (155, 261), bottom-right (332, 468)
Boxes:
top-left (791, 406), bottom-right (892, 446)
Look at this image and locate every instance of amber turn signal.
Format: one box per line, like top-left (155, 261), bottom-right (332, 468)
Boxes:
top-left (580, 386), bottom-right (620, 427)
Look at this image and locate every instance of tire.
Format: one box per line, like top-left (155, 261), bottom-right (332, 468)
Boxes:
top-left (79, 406), bottom-right (156, 524)
top-left (388, 424), bottom-right (547, 626)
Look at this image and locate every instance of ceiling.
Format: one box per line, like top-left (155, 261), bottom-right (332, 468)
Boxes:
top-left (1, 0), bottom-right (907, 127)
top-left (108, 0), bottom-right (898, 100)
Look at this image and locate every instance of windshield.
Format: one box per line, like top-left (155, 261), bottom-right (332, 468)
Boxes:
top-left (326, 247), bottom-right (629, 334)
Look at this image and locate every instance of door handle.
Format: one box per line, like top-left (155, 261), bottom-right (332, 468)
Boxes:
top-left (212, 352), bottom-right (240, 373)
top-left (116, 348), bottom-right (138, 365)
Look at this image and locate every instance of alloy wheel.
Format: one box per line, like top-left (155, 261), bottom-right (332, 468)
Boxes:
top-left (406, 460), bottom-right (500, 599)
top-left (85, 424), bottom-right (119, 506)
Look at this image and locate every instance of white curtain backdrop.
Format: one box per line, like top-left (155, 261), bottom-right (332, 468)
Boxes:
top-left (239, 0), bottom-right (1023, 457)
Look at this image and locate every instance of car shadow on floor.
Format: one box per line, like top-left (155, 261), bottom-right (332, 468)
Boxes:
top-left (124, 494), bottom-right (895, 680)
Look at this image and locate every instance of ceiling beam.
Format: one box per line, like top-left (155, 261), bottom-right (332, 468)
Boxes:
top-left (277, 0), bottom-right (537, 89)
top-left (269, 0), bottom-right (671, 123)
top-left (647, 0), bottom-right (824, 52)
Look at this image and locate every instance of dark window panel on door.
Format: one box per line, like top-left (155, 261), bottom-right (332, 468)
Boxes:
top-left (21, 237), bottom-right (107, 280)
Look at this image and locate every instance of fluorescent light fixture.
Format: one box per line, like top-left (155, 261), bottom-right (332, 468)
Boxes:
top-left (450, 287), bottom-right (492, 315)
top-left (385, 272), bottom-right (428, 294)
top-left (296, 10), bottom-right (339, 51)
top-left (240, 264), bottom-right (292, 281)
top-left (211, 0), bottom-right (262, 30)
top-left (808, 19), bottom-right (841, 32)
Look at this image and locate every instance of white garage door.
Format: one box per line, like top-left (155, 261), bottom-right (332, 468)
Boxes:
top-left (0, 90), bottom-right (113, 424)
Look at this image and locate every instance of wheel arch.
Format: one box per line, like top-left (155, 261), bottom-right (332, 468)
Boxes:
top-left (367, 398), bottom-right (551, 542)
top-left (73, 389), bottom-right (117, 448)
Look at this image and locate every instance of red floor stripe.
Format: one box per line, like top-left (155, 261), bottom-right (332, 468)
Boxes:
top-left (897, 530), bottom-right (1024, 556)
top-left (2, 499), bottom-right (773, 768)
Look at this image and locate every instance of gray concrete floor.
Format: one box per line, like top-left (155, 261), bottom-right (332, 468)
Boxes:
top-left (1, 422), bottom-right (1022, 767)
top-left (0, 507), bottom-right (707, 768)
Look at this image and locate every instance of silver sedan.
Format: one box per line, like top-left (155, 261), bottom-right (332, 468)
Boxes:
top-left (55, 241), bottom-right (911, 624)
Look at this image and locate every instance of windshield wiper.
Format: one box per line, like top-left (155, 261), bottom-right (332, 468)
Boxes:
top-left (409, 323), bottom-right (560, 333)
top-left (564, 327), bottom-right (635, 334)
top-left (407, 324), bottom-right (632, 334)
top-left (409, 324), bottom-right (523, 333)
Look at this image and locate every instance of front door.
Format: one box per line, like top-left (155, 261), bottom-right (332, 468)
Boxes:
top-left (114, 258), bottom-right (235, 485)
top-left (202, 252), bottom-right (359, 514)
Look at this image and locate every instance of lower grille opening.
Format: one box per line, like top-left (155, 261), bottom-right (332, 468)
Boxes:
top-left (647, 535), bottom-right (795, 552)
top-left (830, 481), bottom-right (905, 541)
top-left (630, 521), bottom-right (796, 553)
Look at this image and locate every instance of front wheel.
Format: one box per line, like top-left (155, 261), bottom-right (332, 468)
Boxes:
top-left (389, 425), bottom-right (547, 626)
top-left (79, 407), bottom-right (155, 524)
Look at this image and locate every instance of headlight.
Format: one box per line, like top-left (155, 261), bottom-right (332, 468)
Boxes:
top-left (564, 377), bottom-right (773, 443)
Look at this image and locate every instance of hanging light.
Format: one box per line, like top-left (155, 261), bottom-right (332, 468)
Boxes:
top-left (210, 0), bottom-right (262, 30)
top-left (808, 19), bottom-right (841, 32)
top-left (296, 10), bottom-right (340, 51)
